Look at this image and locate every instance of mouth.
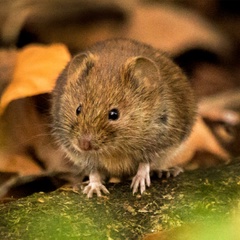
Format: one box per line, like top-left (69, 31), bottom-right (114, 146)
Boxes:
top-left (72, 142), bottom-right (100, 153)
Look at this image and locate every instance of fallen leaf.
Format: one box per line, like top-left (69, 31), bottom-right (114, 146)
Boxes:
top-left (0, 43), bottom-right (71, 114)
top-left (163, 116), bottom-right (230, 171)
top-left (0, 152), bottom-right (42, 176)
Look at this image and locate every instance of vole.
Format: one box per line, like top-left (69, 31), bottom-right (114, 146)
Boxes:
top-left (51, 38), bottom-right (197, 197)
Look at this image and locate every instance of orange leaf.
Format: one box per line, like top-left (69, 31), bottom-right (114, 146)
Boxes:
top-left (0, 43), bottom-right (71, 114)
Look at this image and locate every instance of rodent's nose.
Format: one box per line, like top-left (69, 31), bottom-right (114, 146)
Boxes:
top-left (78, 137), bottom-right (92, 151)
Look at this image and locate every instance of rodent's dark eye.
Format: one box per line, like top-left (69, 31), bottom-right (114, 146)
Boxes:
top-left (76, 105), bottom-right (82, 116)
top-left (108, 108), bottom-right (119, 121)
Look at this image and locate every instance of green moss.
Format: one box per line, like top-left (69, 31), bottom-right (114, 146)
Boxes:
top-left (1, 160), bottom-right (240, 239)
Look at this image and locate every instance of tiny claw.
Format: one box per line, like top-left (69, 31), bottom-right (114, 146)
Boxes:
top-left (158, 171), bottom-right (163, 178)
top-left (172, 167), bottom-right (184, 177)
top-left (131, 175), bottom-right (146, 194)
top-left (157, 166), bottom-right (184, 179)
top-left (130, 162), bottom-right (151, 194)
top-left (83, 171), bottom-right (109, 198)
top-left (83, 182), bottom-right (109, 198)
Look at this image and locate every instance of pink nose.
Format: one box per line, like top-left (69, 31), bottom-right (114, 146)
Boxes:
top-left (78, 138), bottom-right (92, 151)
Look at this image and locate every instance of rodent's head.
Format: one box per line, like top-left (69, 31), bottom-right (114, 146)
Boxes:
top-left (52, 52), bottom-right (166, 161)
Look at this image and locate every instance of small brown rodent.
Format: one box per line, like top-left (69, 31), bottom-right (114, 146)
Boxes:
top-left (51, 38), bottom-right (197, 197)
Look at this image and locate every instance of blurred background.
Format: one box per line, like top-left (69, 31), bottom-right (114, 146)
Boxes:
top-left (0, 0), bottom-right (239, 52)
top-left (0, 0), bottom-right (240, 97)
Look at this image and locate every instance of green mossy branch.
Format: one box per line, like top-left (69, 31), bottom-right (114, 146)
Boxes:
top-left (1, 160), bottom-right (240, 239)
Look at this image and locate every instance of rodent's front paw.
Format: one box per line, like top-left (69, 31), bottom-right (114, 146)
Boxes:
top-left (157, 166), bottom-right (183, 178)
top-left (131, 163), bottom-right (151, 194)
top-left (83, 182), bottom-right (109, 198)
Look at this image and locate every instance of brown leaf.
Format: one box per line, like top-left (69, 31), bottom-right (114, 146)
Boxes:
top-left (166, 116), bottom-right (230, 171)
top-left (0, 152), bottom-right (42, 176)
top-left (0, 43), bottom-right (71, 114)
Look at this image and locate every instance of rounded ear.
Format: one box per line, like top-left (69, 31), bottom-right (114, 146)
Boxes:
top-left (67, 53), bottom-right (94, 79)
top-left (122, 57), bottom-right (160, 90)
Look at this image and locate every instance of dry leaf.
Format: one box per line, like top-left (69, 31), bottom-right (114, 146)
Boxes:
top-left (164, 116), bottom-right (230, 171)
top-left (0, 43), bottom-right (71, 114)
top-left (0, 152), bottom-right (42, 175)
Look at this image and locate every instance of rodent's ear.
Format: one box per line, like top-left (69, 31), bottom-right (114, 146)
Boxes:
top-left (67, 53), bottom-right (93, 79)
top-left (123, 57), bottom-right (160, 90)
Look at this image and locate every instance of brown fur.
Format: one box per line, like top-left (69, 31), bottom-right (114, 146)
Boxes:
top-left (51, 38), bottom-right (197, 179)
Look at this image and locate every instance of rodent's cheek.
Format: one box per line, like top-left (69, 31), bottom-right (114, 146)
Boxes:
top-left (69, 136), bottom-right (85, 153)
top-left (70, 137), bottom-right (81, 151)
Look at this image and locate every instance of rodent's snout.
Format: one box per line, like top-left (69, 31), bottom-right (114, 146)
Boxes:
top-left (78, 137), bottom-right (92, 151)
top-left (77, 135), bottom-right (99, 152)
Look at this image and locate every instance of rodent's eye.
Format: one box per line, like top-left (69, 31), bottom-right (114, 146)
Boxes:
top-left (108, 108), bottom-right (119, 121)
top-left (76, 105), bottom-right (82, 116)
